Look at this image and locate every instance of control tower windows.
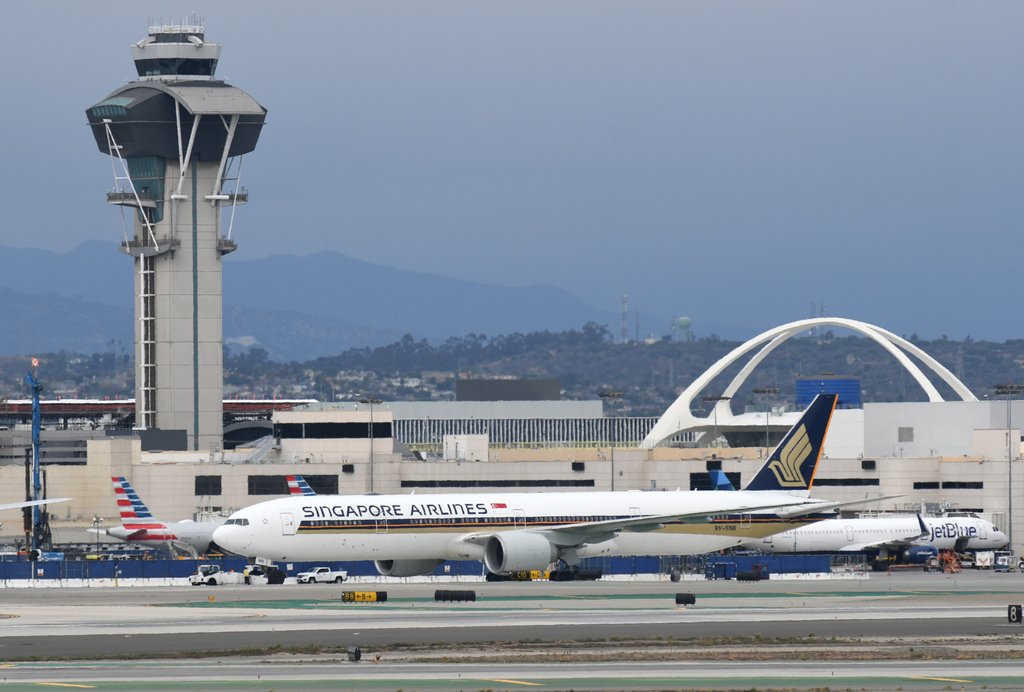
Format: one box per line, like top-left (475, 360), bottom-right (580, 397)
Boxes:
top-left (134, 58), bottom-right (217, 77)
top-left (152, 32), bottom-right (206, 44)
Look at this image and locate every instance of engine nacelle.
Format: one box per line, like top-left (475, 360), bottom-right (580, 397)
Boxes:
top-left (484, 532), bottom-right (557, 575)
top-left (374, 559), bottom-right (443, 577)
top-left (906, 545), bottom-right (938, 564)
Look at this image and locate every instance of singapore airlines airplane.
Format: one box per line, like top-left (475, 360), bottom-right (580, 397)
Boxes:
top-left (215, 394), bottom-right (883, 576)
top-left (742, 513), bottom-right (1007, 555)
top-left (97, 477), bottom-right (224, 556)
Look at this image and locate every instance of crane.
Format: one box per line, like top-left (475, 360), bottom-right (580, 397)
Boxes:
top-left (24, 365), bottom-right (49, 552)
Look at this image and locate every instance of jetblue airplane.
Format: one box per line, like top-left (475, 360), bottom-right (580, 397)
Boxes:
top-left (97, 477), bottom-right (225, 556)
top-left (214, 395), bottom-right (883, 577)
top-left (710, 459), bottom-right (1007, 556)
top-left (742, 513), bottom-right (1007, 555)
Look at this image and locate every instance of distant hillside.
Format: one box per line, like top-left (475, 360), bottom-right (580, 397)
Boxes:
top-left (223, 251), bottom-right (615, 342)
top-left (6, 325), bottom-right (1023, 417)
top-left (0, 242), bottom-right (619, 360)
top-left (0, 285), bottom-right (131, 356)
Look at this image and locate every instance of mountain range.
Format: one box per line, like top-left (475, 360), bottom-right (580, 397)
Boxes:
top-left (0, 242), bottom-right (616, 360)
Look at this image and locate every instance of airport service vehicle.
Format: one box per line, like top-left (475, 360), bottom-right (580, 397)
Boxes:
top-left (97, 477), bottom-right (224, 557)
top-left (242, 564), bottom-right (287, 584)
top-left (971, 550), bottom-right (994, 569)
top-left (736, 563), bottom-right (770, 581)
top-left (296, 566), bottom-right (348, 584)
top-left (215, 395), bottom-right (883, 577)
top-left (188, 564), bottom-right (245, 586)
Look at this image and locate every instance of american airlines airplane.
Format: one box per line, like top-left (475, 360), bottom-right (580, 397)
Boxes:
top-left (98, 477), bottom-right (225, 557)
top-left (214, 394), bottom-right (881, 577)
top-left (742, 513), bottom-right (1007, 555)
top-left (286, 475), bottom-right (317, 496)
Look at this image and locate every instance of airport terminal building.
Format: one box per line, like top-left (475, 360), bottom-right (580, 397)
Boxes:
top-left (1, 319), bottom-right (1020, 555)
top-left (0, 392), bottom-right (1020, 551)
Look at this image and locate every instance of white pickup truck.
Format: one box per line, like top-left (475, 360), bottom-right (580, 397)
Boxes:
top-left (296, 566), bottom-right (348, 584)
top-left (188, 564), bottom-right (245, 586)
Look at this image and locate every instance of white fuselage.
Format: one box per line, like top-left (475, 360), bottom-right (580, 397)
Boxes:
top-left (743, 515), bottom-right (1007, 553)
top-left (106, 520), bottom-right (224, 553)
top-left (213, 489), bottom-right (829, 563)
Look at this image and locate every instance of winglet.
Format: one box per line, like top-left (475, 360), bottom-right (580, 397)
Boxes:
top-left (916, 512), bottom-right (929, 539)
top-left (743, 394), bottom-right (838, 492)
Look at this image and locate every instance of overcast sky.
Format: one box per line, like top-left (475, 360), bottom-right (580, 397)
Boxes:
top-left (3, 2), bottom-right (1021, 340)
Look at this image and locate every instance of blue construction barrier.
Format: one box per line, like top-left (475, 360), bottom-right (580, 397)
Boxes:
top-left (0, 553), bottom-right (833, 581)
top-left (704, 554), bottom-right (830, 578)
top-left (0, 558), bottom-right (249, 581)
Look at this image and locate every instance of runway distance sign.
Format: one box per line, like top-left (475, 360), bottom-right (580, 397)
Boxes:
top-left (341, 591), bottom-right (388, 603)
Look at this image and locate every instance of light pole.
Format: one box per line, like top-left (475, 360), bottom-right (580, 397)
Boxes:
top-left (995, 383), bottom-right (1022, 550)
top-left (360, 398), bottom-right (382, 493)
top-left (701, 395), bottom-right (732, 447)
top-left (752, 387), bottom-right (780, 451)
top-left (91, 514), bottom-right (103, 558)
top-left (598, 391), bottom-right (623, 491)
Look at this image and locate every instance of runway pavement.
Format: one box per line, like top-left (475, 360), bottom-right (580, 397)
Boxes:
top-left (0, 570), bottom-right (1022, 690)
top-left (0, 659), bottom-right (1023, 691)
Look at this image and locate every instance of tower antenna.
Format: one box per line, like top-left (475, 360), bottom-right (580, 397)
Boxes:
top-left (620, 294), bottom-right (629, 344)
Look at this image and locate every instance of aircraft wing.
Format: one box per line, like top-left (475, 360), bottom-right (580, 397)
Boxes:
top-left (772, 495), bottom-right (903, 517)
top-left (460, 499), bottom-right (832, 549)
top-left (844, 513), bottom-right (930, 551)
top-left (0, 497), bottom-right (72, 512)
top-left (834, 541), bottom-right (902, 552)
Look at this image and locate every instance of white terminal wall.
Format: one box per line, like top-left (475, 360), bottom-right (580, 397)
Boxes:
top-left (275, 409), bottom-right (395, 459)
top-left (863, 401), bottom-right (1024, 458)
top-left (822, 408), bottom-right (865, 459)
top-left (0, 438), bottom-right (1019, 553)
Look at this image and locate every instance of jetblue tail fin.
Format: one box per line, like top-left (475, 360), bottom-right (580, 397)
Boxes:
top-left (743, 394), bottom-right (837, 492)
top-left (286, 474), bottom-right (317, 496)
top-left (111, 476), bottom-right (155, 520)
top-left (708, 469), bottom-right (735, 491)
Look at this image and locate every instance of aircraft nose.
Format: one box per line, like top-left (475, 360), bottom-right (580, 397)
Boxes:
top-left (213, 523), bottom-right (249, 555)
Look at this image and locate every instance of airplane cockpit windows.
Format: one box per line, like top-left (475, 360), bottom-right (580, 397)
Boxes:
top-left (225, 517), bottom-right (250, 526)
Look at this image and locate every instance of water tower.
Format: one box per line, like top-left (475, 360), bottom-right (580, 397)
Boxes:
top-left (85, 22), bottom-right (266, 450)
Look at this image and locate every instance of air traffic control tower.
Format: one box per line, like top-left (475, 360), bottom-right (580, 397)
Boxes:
top-left (86, 23), bottom-right (266, 451)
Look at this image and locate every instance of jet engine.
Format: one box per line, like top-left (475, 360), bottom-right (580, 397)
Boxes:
top-left (905, 545), bottom-right (938, 564)
top-left (374, 559), bottom-right (443, 577)
top-left (484, 532), bottom-right (557, 574)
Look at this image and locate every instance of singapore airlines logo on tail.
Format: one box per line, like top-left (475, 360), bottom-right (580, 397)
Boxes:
top-left (768, 424), bottom-right (812, 488)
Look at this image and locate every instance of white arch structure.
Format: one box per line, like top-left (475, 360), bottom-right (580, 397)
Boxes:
top-left (640, 317), bottom-right (977, 449)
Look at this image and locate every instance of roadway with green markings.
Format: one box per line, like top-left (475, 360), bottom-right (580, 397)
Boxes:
top-left (2, 574), bottom-right (1023, 689)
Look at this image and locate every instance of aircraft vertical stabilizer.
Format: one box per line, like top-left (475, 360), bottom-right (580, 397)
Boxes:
top-left (743, 394), bottom-right (838, 492)
top-left (112, 476), bottom-right (156, 521)
top-left (287, 475), bottom-right (317, 496)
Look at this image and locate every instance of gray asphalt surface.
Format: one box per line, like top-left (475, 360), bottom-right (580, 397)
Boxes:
top-left (0, 571), bottom-right (1022, 690)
